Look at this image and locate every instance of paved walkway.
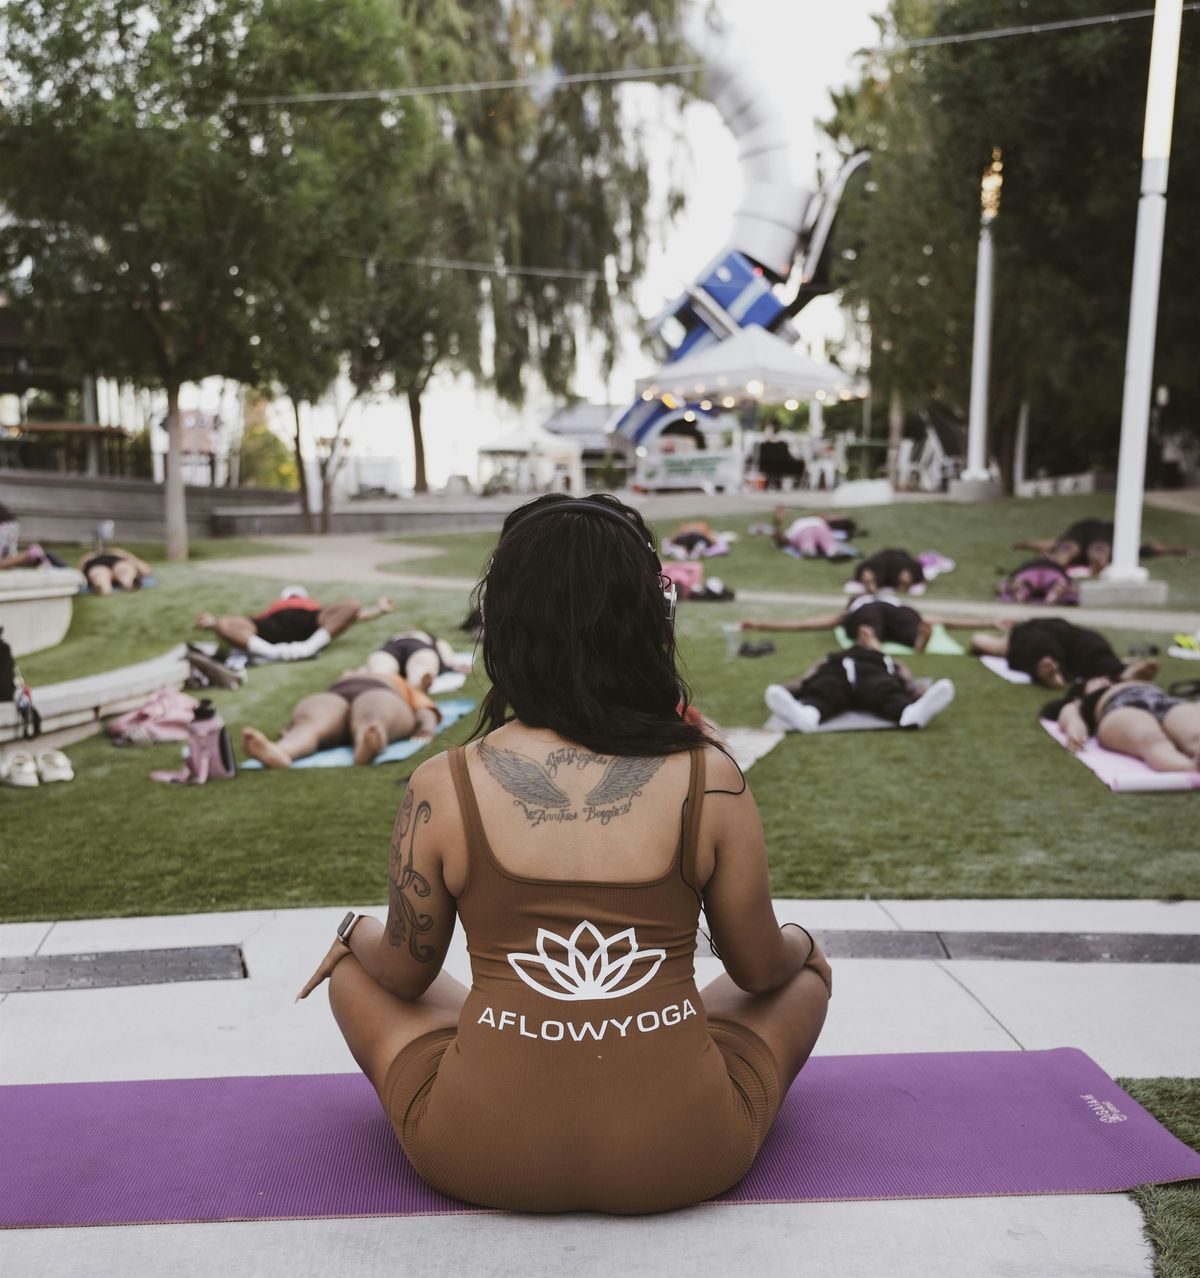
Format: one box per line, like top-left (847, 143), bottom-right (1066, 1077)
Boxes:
top-left (6, 898), bottom-right (1197, 1276)
top-left (202, 533), bottom-right (1200, 634)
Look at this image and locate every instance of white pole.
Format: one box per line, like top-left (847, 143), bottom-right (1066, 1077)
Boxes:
top-left (1107, 0), bottom-right (1184, 582)
top-left (963, 216), bottom-right (995, 480)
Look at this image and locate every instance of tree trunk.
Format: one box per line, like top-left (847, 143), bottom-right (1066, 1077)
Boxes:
top-left (407, 385), bottom-right (428, 494)
top-left (886, 388), bottom-right (905, 488)
top-left (164, 378), bottom-right (188, 561)
top-left (290, 398), bottom-right (314, 532)
top-left (319, 462), bottom-right (334, 535)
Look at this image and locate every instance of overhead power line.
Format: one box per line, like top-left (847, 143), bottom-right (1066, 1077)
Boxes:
top-left (236, 62), bottom-right (703, 106)
top-left (340, 251), bottom-right (634, 285)
top-left (233, 7), bottom-right (1198, 108)
top-left (859, 3), bottom-right (1200, 55)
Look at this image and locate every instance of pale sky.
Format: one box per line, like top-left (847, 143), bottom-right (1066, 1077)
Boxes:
top-left (264, 0), bottom-right (885, 490)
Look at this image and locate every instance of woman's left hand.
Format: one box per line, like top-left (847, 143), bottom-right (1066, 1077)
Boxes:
top-left (296, 938), bottom-right (351, 1002)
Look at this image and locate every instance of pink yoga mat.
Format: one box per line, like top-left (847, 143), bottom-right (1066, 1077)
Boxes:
top-left (1042, 722), bottom-right (1200, 792)
top-left (3, 1049), bottom-right (1198, 1226)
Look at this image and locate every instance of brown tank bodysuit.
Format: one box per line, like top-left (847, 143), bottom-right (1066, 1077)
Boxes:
top-left (382, 745), bottom-right (782, 1214)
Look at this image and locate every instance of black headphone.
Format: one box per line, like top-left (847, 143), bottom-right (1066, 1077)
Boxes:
top-left (502, 498), bottom-right (677, 624)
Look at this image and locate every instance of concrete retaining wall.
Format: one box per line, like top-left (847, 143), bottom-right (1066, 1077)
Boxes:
top-left (0, 471), bottom-right (296, 543)
top-left (212, 504), bottom-right (508, 537)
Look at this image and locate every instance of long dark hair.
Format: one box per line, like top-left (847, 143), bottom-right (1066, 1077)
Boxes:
top-left (472, 493), bottom-right (711, 756)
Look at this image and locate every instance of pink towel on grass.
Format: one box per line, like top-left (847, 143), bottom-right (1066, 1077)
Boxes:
top-left (1041, 722), bottom-right (1200, 793)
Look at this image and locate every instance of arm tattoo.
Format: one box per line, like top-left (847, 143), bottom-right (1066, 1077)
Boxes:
top-left (479, 740), bottom-right (663, 827)
top-left (387, 789), bottom-right (436, 960)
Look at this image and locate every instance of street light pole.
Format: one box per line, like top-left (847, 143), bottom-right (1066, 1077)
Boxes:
top-left (1107, 0), bottom-right (1184, 585)
top-left (962, 148), bottom-right (1004, 483)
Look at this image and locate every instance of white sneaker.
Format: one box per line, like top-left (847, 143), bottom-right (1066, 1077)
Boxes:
top-left (765, 685), bottom-right (821, 733)
top-left (36, 749), bottom-right (75, 783)
top-left (1, 751), bottom-right (40, 787)
top-left (899, 678), bottom-right (956, 729)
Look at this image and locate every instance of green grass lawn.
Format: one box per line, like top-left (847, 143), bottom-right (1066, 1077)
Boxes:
top-left (382, 491), bottom-right (1200, 607)
top-left (1121, 1079), bottom-right (1200, 1278)
top-left (3, 499), bottom-right (1199, 920)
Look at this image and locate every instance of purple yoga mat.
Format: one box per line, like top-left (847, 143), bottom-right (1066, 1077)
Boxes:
top-left (4, 1048), bottom-right (1198, 1227)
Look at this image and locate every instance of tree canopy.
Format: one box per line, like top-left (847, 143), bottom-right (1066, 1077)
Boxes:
top-left (823, 0), bottom-right (1200, 483)
top-left (0, 0), bottom-right (692, 545)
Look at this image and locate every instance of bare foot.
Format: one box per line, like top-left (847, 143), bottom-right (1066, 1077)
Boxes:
top-left (196, 612), bottom-right (215, 629)
top-left (1035, 656), bottom-right (1066, 689)
top-left (377, 596), bottom-right (395, 613)
top-left (1122, 659), bottom-right (1159, 682)
top-left (913, 620), bottom-right (933, 652)
top-left (241, 726), bottom-right (292, 769)
top-left (897, 570), bottom-right (914, 592)
top-left (353, 720), bottom-right (387, 766)
top-left (858, 569), bottom-right (877, 593)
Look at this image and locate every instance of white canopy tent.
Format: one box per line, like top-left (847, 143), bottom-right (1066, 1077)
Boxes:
top-left (635, 326), bottom-right (857, 405)
top-left (477, 421), bottom-right (585, 496)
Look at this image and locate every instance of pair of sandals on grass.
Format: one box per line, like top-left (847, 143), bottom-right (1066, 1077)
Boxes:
top-left (0, 748), bottom-right (75, 788)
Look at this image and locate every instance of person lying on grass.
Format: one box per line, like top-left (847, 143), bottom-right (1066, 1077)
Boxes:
top-left (195, 587), bottom-right (393, 662)
top-left (295, 492), bottom-right (832, 1214)
top-left (77, 546), bottom-right (152, 593)
top-left (241, 668), bottom-right (440, 768)
top-left (851, 546), bottom-right (925, 593)
top-left (365, 629), bottom-right (472, 692)
top-left (742, 593), bottom-right (993, 653)
top-left (971, 618), bottom-right (1158, 690)
top-left (770, 508), bottom-right (858, 559)
top-left (1041, 677), bottom-right (1200, 772)
top-left (1012, 518), bottom-right (1188, 577)
top-left (765, 628), bottom-right (955, 733)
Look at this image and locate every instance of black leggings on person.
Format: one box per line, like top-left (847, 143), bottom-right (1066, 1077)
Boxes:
top-left (1006, 618), bottom-right (1124, 682)
top-left (842, 600), bottom-right (922, 648)
top-left (784, 646), bottom-right (916, 723)
top-left (854, 548), bottom-right (924, 588)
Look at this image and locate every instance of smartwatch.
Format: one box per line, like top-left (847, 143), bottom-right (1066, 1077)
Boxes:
top-left (336, 911), bottom-right (363, 946)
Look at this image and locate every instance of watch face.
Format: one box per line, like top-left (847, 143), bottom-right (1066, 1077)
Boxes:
top-left (338, 911), bottom-right (356, 939)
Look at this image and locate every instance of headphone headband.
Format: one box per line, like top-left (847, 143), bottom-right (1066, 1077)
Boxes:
top-left (507, 499), bottom-right (658, 559)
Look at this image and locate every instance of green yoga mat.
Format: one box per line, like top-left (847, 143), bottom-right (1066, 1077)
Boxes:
top-left (833, 624), bottom-right (965, 656)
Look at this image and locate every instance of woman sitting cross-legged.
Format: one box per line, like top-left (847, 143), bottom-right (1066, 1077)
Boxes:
top-left (1040, 677), bottom-right (1200, 772)
top-left (296, 493), bottom-right (832, 1214)
top-left (241, 669), bottom-right (440, 768)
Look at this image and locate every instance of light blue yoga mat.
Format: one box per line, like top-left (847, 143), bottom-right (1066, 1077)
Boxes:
top-left (833, 623), bottom-right (965, 656)
top-left (240, 698), bottom-right (475, 770)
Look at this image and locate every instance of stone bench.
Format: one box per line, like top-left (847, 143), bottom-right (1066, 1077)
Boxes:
top-left (0, 567), bottom-right (85, 657)
top-left (0, 645), bottom-right (190, 750)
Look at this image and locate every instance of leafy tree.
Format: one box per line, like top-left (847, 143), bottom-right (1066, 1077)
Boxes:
top-left (238, 422), bottom-right (297, 490)
top-left (356, 0), bottom-right (692, 492)
top-left (0, 0), bottom-right (416, 554)
top-left (823, 0), bottom-right (1200, 486)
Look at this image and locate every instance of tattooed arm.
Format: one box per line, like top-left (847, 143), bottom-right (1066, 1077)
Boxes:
top-left (343, 758), bottom-right (459, 999)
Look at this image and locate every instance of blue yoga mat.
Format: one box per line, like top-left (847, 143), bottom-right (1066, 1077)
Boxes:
top-left (240, 698), bottom-right (475, 769)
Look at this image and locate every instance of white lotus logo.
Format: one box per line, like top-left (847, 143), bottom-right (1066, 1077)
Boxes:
top-left (508, 921), bottom-right (667, 1002)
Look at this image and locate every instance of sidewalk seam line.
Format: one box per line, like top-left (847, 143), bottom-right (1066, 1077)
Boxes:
top-left (932, 960), bottom-right (1026, 1050)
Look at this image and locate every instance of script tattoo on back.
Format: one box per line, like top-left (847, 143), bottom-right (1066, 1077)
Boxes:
top-left (479, 741), bottom-right (664, 826)
top-left (387, 788), bottom-right (436, 961)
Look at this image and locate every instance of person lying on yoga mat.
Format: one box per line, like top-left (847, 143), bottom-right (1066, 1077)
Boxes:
top-left (853, 546), bottom-right (924, 592)
top-left (771, 508), bottom-right (857, 559)
top-left (295, 492), bottom-right (832, 1215)
top-left (996, 557), bottom-right (1077, 605)
top-left (1013, 518), bottom-right (1188, 576)
top-left (77, 546), bottom-right (152, 593)
top-left (765, 636), bottom-right (955, 733)
top-left (971, 618), bottom-right (1157, 690)
top-left (195, 587), bottom-right (394, 662)
top-left (741, 594), bottom-right (993, 652)
top-left (663, 519), bottom-right (726, 559)
top-left (1040, 677), bottom-right (1200, 771)
top-left (241, 669), bottom-right (440, 768)
top-left (365, 630), bottom-right (471, 691)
